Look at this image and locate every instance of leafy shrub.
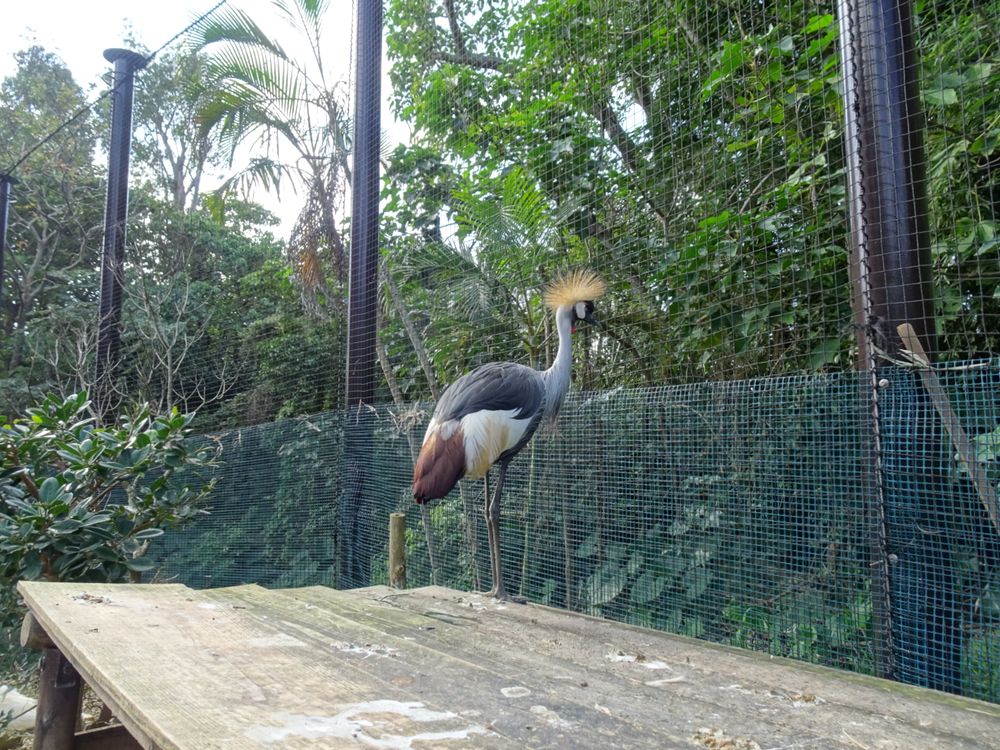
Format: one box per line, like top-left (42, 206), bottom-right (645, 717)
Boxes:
top-left (0, 391), bottom-right (217, 587)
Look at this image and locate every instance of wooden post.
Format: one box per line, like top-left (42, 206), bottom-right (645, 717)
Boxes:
top-left (897, 323), bottom-right (1000, 533)
top-left (33, 650), bottom-right (82, 750)
top-left (389, 512), bottom-right (407, 589)
top-left (21, 613), bottom-right (82, 750)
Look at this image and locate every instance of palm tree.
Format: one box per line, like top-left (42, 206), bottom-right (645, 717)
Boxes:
top-left (191, 0), bottom-right (351, 314)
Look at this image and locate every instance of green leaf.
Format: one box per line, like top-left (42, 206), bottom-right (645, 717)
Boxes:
top-left (924, 88), bottom-right (958, 106)
top-left (964, 63), bottom-right (992, 84)
top-left (631, 569), bottom-right (667, 604)
top-left (574, 533), bottom-right (598, 558)
top-left (124, 557), bottom-right (157, 572)
top-left (585, 562), bottom-right (628, 605)
top-left (973, 427), bottom-right (1000, 464)
top-left (683, 568), bottom-right (713, 600)
top-left (39, 476), bottom-right (64, 503)
top-left (808, 338), bottom-right (842, 369)
top-left (804, 14), bottom-right (834, 33)
top-left (50, 518), bottom-right (83, 534)
top-left (702, 41), bottom-right (748, 99)
top-left (22, 554), bottom-right (42, 580)
top-left (132, 528), bottom-right (165, 540)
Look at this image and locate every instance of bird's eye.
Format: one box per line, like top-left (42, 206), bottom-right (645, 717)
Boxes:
top-left (575, 301), bottom-right (587, 319)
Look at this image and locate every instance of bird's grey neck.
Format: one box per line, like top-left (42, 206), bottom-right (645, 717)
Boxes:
top-left (541, 306), bottom-right (574, 421)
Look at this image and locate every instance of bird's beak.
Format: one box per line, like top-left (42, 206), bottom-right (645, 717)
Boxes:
top-left (584, 311), bottom-right (601, 328)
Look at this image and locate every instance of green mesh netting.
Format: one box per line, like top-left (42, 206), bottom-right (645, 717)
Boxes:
top-left (159, 360), bottom-right (1000, 702)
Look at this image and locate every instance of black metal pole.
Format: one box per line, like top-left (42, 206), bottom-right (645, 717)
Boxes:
top-left (839, 0), bottom-right (960, 693)
top-left (94, 49), bottom-right (146, 425)
top-left (341, 0), bottom-right (382, 587)
top-left (345, 0), bottom-right (382, 408)
top-left (0, 173), bottom-right (15, 322)
top-left (840, 0), bottom-right (935, 355)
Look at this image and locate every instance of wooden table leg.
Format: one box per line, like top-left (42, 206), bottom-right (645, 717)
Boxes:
top-left (21, 613), bottom-right (82, 750)
top-left (33, 648), bottom-right (82, 750)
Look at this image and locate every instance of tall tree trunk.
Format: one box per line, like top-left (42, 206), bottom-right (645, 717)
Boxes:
top-left (383, 261), bottom-right (442, 400)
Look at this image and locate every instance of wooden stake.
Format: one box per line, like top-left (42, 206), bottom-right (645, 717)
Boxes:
top-left (897, 323), bottom-right (1000, 533)
top-left (389, 512), bottom-right (407, 589)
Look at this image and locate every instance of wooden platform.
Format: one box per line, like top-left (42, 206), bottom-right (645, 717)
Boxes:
top-left (17, 581), bottom-right (1000, 749)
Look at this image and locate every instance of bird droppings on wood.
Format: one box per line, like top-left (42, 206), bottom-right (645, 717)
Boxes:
top-left (70, 592), bottom-right (111, 605)
top-left (332, 641), bottom-right (399, 659)
top-left (500, 686), bottom-right (531, 698)
top-left (606, 650), bottom-right (671, 670)
top-left (645, 675), bottom-right (688, 687)
top-left (692, 727), bottom-right (763, 750)
top-left (243, 700), bottom-right (490, 748)
top-left (780, 691), bottom-right (825, 707)
top-left (529, 704), bottom-right (573, 730)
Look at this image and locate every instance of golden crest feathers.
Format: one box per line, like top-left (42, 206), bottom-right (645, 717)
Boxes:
top-left (543, 269), bottom-right (607, 309)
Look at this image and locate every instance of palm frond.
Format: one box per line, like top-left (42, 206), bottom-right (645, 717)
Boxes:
top-left (186, 6), bottom-right (288, 60)
top-left (453, 166), bottom-right (551, 255)
top-left (213, 157), bottom-right (294, 199)
top-left (389, 240), bottom-right (513, 322)
top-left (204, 47), bottom-right (305, 116)
top-left (274, 0), bottom-right (330, 31)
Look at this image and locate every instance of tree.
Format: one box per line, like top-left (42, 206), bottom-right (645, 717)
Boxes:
top-left (191, 0), bottom-right (353, 314)
top-left (0, 47), bottom-right (103, 399)
top-left (131, 45), bottom-right (222, 212)
top-left (382, 0), bottom-right (999, 391)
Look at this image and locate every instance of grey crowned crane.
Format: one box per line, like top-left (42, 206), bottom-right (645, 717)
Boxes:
top-left (412, 269), bottom-right (607, 599)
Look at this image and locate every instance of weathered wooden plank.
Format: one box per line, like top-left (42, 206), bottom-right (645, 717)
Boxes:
top-left (17, 582), bottom-right (512, 749)
top-left (377, 585), bottom-right (1000, 746)
top-left (17, 581), bottom-right (1000, 750)
top-left (254, 584), bottom-right (1000, 749)
top-left (200, 585), bottom-right (685, 748)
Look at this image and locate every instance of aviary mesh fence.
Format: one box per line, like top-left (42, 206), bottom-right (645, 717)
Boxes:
top-left (150, 0), bottom-right (1000, 703)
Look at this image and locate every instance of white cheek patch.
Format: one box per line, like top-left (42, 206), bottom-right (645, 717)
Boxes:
top-left (575, 301), bottom-right (587, 319)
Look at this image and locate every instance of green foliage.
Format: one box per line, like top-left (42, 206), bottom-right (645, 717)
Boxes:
top-left (0, 392), bottom-right (217, 585)
top-left (154, 411), bottom-right (342, 589)
top-left (381, 0), bottom-right (1000, 391)
top-left (0, 47), bottom-right (104, 412)
top-left (190, 0), bottom-right (353, 299)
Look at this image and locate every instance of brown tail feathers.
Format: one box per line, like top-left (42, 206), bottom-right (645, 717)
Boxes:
top-left (412, 428), bottom-right (466, 503)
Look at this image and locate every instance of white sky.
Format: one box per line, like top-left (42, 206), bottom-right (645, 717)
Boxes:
top-left (2, 0), bottom-right (401, 236)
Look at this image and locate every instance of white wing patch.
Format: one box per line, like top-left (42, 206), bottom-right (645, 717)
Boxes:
top-left (461, 409), bottom-right (534, 479)
top-left (422, 417), bottom-right (460, 444)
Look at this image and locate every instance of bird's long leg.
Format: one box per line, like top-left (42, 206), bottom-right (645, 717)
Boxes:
top-left (486, 461), bottom-right (510, 599)
top-left (481, 473), bottom-right (491, 592)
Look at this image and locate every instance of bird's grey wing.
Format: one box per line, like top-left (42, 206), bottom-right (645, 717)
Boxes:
top-left (434, 362), bottom-right (544, 422)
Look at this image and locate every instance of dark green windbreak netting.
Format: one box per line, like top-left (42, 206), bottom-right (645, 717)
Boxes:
top-left (158, 360), bottom-right (1000, 702)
